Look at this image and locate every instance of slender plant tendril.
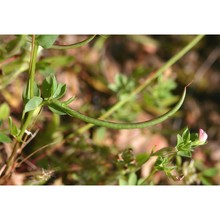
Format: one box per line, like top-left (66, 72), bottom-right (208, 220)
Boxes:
top-left (51, 35), bottom-right (96, 49)
top-left (48, 86), bottom-right (186, 129)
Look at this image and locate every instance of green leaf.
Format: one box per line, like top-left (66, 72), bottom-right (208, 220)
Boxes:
top-left (53, 83), bottom-right (66, 99)
top-left (22, 84), bottom-right (29, 103)
top-left (182, 128), bottom-right (190, 142)
top-left (51, 76), bottom-right (58, 96)
top-left (201, 176), bottom-right (212, 185)
top-left (33, 82), bottom-right (41, 97)
top-left (177, 150), bottom-right (192, 158)
top-left (136, 152), bottom-right (150, 167)
top-left (63, 96), bottom-right (76, 105)
top-left (48, 106), bottom-right (67, 115)
top-left (0, 103), bottom-right (10, 120)
top-left (155, 156), bottom-right (168, 171)
top-left (137, 178), bottom-right (146, 185)
top-left (36, 35), bottom-right (59, 49)
top-left (119, 177), bottom-right (128, 186)
top-left (42, 77), bottom-right (52, 98)
top-left (190, 133), bottom-right (198, 143)
top-left (176, 134), bottom-right (182, 146)
top-left (0, 133), bottom-right (11, 143)
top-left (128, 172), bottom-right (137, 185)
top-left (202, 168), bottom-right (218, 177)
top-left (23, 82), bottom-right (41, 103)
top-left (42, 76), bottom-right (57, 98)
top-left (176, 155), bottom-right (182, 166)
top-left (24, 96), bottom-right (43, 114)
top-left (8, 117), bottom-right (19, 137)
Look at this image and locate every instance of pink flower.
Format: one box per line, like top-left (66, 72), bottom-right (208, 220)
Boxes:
top-left (199, 129), bottom-right (208, 143)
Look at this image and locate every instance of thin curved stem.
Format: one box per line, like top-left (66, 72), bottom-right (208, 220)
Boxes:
top-left (51, 35), bottom-right (96, 49)
top-left (48, 86), bottom-right (186, 129)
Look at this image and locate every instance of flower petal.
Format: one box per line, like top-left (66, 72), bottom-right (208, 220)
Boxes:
top-left (199, 129), bottom-right (208, 143)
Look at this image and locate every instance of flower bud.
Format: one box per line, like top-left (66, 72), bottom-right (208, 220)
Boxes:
top-left (198, 129), bottom-right (208, 144)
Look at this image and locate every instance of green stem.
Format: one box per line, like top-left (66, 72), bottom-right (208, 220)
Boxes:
top-left (48, 86), bottom-right (186, 129)
top-left (51, 35), bottom-right (96, 49)
top-left (19, 35), bottom-right (39, 138)
top-left (1, 36), bottom-right (39, 180)
top-left (66, 35), bottom-right (204, 134)
top-left (141, 169), bottom-right (157, 185)
top-left (28, 35), bottom-right (38, 98)
top-left (17, 111), bottom-right (34, 141)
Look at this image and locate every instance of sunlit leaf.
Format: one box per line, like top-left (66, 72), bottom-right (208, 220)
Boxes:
top-left (128, 172), bottom-right (137, 185)
top-left (119, 177), bottom-right (128, 186)
top-left (0, 132), bottom-right (11, 143)
top-left (24, 96), bottom-right (43, 114)
top-left (53, 83), bottom-right (66, 99)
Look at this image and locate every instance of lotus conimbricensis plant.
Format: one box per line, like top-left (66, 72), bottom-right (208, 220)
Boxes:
top-left (0, 35), bottom-right (206, 184)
